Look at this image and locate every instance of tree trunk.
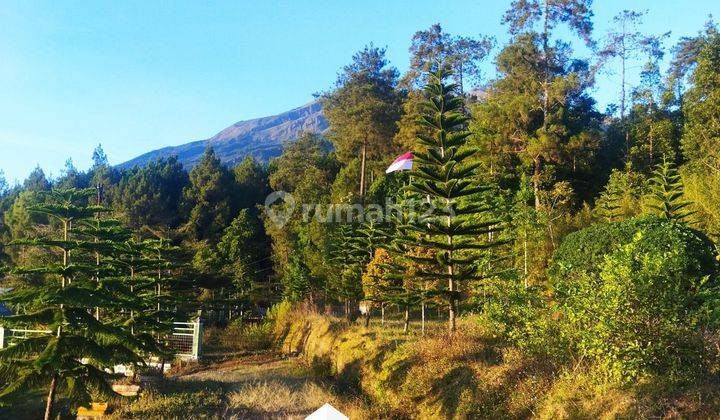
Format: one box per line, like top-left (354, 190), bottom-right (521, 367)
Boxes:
top-left (621, 29), bottom-right (629, 162)
top-left (542, 0), bottom-right (550, 130)
top-left (625, 131), bottom-right (630, 168)
top-left (421, 301), bottom-right (425, 336)
top-left (381, 304), bottom-right (385, 326)
top-left (649, 134), bottom-right (654, 164)
top-left (44, 373), bottom-right (58, 420)
top-left (359, 139), bottom-right (367, 197)
top-left (620, 21), bottom-right (627, 122)
top-left (523, 236), bottom-right (529, 288)
top-left (533, 157), bottom-right (542, 210)
top-left (458, 61), bottom-right (464, 95)
top-left (403, 305), bottom-right (410, 333)
top-left (94, 184), bottom-right (101, 321)
top-left (448, 275), bottom-right (456, 333)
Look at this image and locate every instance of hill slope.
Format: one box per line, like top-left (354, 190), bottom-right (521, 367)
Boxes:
top-left (119, 101), bottom-right (327, 170)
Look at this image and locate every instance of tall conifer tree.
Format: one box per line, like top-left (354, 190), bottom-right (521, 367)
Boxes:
top-left (0, 189), bottom-right (150, 419)
top-left (404, 67), bottom-right (502, 332)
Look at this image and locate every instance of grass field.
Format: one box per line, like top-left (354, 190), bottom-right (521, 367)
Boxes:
top-left (110, 353), bottom-right (377, 419)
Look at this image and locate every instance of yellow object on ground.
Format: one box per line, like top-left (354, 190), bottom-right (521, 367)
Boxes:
top-left (76, 402), bottom-right (108, 419)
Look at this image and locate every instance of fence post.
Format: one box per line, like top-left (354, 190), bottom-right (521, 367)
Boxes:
top-left (0, 326), bottom-right (5, 349)
top-left (192, 319), bottom-right (203, 359)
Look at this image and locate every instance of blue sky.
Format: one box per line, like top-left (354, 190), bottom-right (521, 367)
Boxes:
top-left (1, 0), bottom-right (718, 184)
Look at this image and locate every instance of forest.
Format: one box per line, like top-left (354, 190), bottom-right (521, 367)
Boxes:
top-left (2, 1), bottom-right (720, 418)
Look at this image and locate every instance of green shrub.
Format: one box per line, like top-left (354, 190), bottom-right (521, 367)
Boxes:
top-left (482, 280), bottom-right (569, 362)
top-left (240, 323), bottom-right (273, 351)
top-left (550, 217), bottom-right (656, 283)
top-left (220, 322), bottom-right (273, 351)
top-left (551, 216), bottom-right (720, 382)
top-left (113, 390), bottom-right (224, 418)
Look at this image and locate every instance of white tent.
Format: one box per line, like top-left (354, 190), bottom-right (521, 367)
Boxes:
top-left (305, 403), bottom-right (349, 420)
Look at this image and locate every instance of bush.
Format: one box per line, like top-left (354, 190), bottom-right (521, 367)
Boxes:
top-left (482, 281), bottom-right (568, 362)
top-left (551, 216), bottom-right (720, 382)
top-left (112, 389), bottom-right (224, 418)
top-left (219, 322), bottom-right (273, 352)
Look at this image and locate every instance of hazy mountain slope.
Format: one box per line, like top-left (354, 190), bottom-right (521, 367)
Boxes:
top-left (119, 101), bottom-right (327, 170)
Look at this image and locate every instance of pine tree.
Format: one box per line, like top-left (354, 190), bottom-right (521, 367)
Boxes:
top-left (282, 253), bottom-right (313, 303)
top-left (471, 31), bottom-right (601, 209)
top-left (182, 148), bottom-right (238, 242)
top-left (347, 221), bottom-right (389, 322)
top-left (0, 170), bottom-right (7, 197)
top-left (106, 238), bottom-right (163, 337)
top-left (381, 245), bottom-right (434, 334)
top-left (598, 10), bottom-right (671, 165)
top-left (645, 159), bottom-right (695, 222)
top-left (117, 156), bottom-right (188, 230)
top-left (406, 23), bottom-right (494, 92)
top-left (23, 166), bottom-right (50, 192)
top-left (404, 67), bottom-right (502, 333)
top-left (512, 175), bottom-right (542, 285)
top-left (0, 189), bottom-right (150, 419)
top-left (320, 45), bottom-right (402, 198)
top-left (91, 144), bottom-right (109, 169)
top-left (503, 0), bottom-right (594, 129)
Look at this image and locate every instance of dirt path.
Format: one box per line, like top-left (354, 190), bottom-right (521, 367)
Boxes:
top-left (113, 353), bottom-right (373, 419)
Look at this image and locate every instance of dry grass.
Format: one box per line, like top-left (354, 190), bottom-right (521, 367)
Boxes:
top-left (227, 380), bottom-right (371, 419)
top-left (108, 305), bottom-right (720, 419)
top-left (273, 307), bottom-right (720, 419)
top-left (109, 353), bottom-right (376, 419)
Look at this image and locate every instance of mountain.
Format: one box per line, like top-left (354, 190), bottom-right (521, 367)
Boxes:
top-left (119, 101), bottom-right (327, 170)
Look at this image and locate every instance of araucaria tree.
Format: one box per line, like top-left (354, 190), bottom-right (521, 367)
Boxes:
top-left (645, 159), bottom-right (694, 223)
top-left (405, 67), bottom-right (502, 333)
top-left (0, 189), bottom-right (151, 420)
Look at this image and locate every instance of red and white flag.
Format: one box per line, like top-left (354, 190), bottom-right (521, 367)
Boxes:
top-left (385, 152), bottom-right (413, 174)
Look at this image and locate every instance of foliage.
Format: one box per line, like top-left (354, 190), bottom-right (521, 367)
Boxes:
top-left (281, 253), bottom-right (314, 302)
top-left (23, 166), bottom-right (50, 192)
top-left (182, 148), bottom-right (238, 242)
top-left (594, 169), bottom-right (644, 222)
top-left (471, 31), bottom-right (602, 207)
top-left (116, 156), bottom-right (188, 229)
top-left (0, 189), bottom-right (158, 418)
top-left (194, 209), bottom-right (267, 290)
top-left (551, 216), bottom-right (720, 382)
top-left (401, 66), bottom-right (502, 332)
top-left (3, 6), bottom-right (720, 408)
top-left (218, 321), bottom-right (273, 352)
top-left (405, 23), bottom-right (494, 92)
top-left (597, 9), bottom-right (667, 123)
top-left (233, 156), bottom-right (270, 211)
top-left (679, 27), bottom-right (720, 236)
top-left (361, 248), bottom-right (393, 305)
top-left (645, 159), bottom-right (695, 222)
top-left (681, 28), bottom-right (720, 169)
top-left (320, 44), bottom-right (402, 197)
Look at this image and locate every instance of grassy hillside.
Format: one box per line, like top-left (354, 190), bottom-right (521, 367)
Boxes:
top-left (271, 303), bottom-right (720, 419)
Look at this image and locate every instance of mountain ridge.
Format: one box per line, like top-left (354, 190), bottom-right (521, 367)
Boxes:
top-left (119, 101), bottom-right (327, 170)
